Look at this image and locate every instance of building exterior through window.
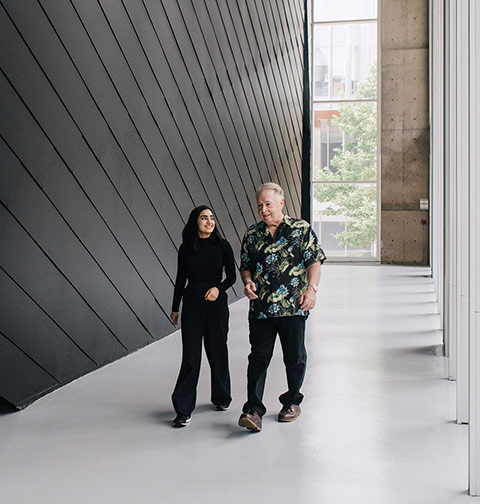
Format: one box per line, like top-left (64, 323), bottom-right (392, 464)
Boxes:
top-left (311, 0), bottom-right (378, 260)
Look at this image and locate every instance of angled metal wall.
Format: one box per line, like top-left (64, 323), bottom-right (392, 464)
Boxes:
top-left (0, 0), bottom-right (304, 408)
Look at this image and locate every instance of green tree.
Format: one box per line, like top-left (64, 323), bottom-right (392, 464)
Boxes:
top-left (313, 64), bottom-right (377, 250)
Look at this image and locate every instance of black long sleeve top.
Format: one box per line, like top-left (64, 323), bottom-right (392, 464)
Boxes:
top-left (171, 237), bottom-right (236, 312)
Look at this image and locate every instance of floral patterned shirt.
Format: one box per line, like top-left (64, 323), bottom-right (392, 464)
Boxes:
top-left (240, 215), bottom-right (326, 319)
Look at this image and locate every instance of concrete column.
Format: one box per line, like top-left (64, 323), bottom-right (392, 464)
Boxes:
top-left (455, 0), bottom-right (469, 425)
top-left (444, 0), bottom-right (457, 382)
top-left (380, 0), bottom-right (430, 264)
top-left (469, 0), bottom-right (480, 494)
top-left (429, 0), bottom-right (445, 326)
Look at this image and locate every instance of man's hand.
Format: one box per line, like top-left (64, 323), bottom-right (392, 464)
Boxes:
top-left (205, 287), bottom-right (219, 301)
top-left (300, 286), bottom-right (316, 311)
top-left (244, 280), bottom-right (258, 300)
top-left (171, 311), bottom-right (179, 325)
top-left (301, 261), bottom-right (321, 311)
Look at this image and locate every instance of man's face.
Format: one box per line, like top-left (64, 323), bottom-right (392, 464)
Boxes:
top-left (257, 189), bottom-right (284, 226)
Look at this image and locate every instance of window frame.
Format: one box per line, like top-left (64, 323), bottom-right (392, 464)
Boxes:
top-left (310, 1), bottom-right (381, 262)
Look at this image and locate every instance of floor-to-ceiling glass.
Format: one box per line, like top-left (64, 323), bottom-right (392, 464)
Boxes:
top-left (311, 0), bottom-right (378, 259)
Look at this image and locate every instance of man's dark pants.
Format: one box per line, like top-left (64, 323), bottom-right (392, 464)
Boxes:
top-left (242, 315), bottom-right (307, 417)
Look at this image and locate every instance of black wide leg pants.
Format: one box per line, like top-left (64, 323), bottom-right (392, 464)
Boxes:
top-left (172, 292), bottom-right (231, 417)
top-left (242, 315), bottom-right (307, 417)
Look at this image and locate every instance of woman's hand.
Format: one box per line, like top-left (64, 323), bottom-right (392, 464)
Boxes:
top-left (205, 287), bottom-right (219, 301)
top-left (170, 311), bottom-right (179, 325)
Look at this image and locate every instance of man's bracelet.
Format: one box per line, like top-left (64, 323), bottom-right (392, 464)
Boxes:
top-left (307, 284), bottom-right (318, 293)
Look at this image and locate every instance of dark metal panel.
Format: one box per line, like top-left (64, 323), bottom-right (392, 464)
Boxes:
top-left (139, 1), bottom-right (248, 236)
top-left (257, 0), bottom-right (303, 179)
top-left (0, 142), bottom-right (150, 354)
top-left (0, 74), bottom-right (164, 345)
top-left (277, 0), bottom-right (304, 96)
top-left (59, 0), bottom-right (229, 246)
top-left (180, 0), bottom-right (264, 197)
top-left (221, 0), bottom-right (298, 214)
top-left (0, 267), bottom-right (97, 381)
top-left (289, 0), bottom-right (305, 47)
top-left (186, 0), bottom-right (267, 191)
top-left (9, 1), bottom-right (186, 257)
top-left (227, 1), bottom-right (294, 184)
top-left (243, 0), bottom-right (302, 206)
top-left (38, 0), bottom-right (204, 235)
top-left (158, 0), bottom-right (257, 224)
top-left (98, 0), bottom-right (255, 231)
top-left (206, 2), bottom-right (278, 187)
top-left (0, 333), bottom-right (58, 409)
top-left (0, 26), bottom-right (172, 340)
top-left (3, 0), bottom-right (183, 283)
top-left (113, 0), bottom-right (242, 250)
top-left (0, 0), bottom-right (304, 407)
top-left (0, 145), bottom-right (128, 363)
top-left (267, 0), bottom-right (303, 133)
top-left (193, 0), bottom-right (273, 188)
top-left (0, 209), bottom-right (126, 366)
top-left (16, 0), bottom-right (246, 288)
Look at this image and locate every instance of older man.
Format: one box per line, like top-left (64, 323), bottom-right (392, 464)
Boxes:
top-left (238, 182), bottom-right (326, 432)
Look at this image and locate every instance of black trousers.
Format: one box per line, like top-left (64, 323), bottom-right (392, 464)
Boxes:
top-left (172, 292), bottom-right (231, 417)
top-left (242, 316), bottom-right (307, 417)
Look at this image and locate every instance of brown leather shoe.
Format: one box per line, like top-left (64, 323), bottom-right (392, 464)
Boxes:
top-left (238, 411), bottom-right (262, 431)
top-left (278, 405), bottom-right (301, 422)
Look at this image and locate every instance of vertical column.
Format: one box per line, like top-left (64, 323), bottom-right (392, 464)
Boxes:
top-left (444, 0), bottom-right (457, 382)
top-left (381, 0), bottom-right (430, 265)
top-left (469, 0), bottom-right (480, 494)
top-left (302, 0), bottom-right (312, 222)
top-left (456, 0), bottom-right (469, 424)
top-left (429, 0), bottom-right (444, 320)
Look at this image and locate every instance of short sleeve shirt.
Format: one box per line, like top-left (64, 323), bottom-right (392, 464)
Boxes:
top-left (240, 215), bottom-right (326, 319)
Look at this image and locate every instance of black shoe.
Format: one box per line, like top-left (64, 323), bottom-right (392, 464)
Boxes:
top-left (214, 404), bottom-right (230, 411)
top-left (238, 410), bottom-right (262, 432)
top-left (173, 414), bottom-right (191, 428)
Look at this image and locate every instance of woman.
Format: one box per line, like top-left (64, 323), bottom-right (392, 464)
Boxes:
top-left (171, 205), bottom-right (236, 427)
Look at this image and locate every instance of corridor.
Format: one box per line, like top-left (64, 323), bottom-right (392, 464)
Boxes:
top-left (0, 265), bottom-right (469, 504)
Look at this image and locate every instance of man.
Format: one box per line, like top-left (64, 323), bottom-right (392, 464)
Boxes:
top-left (238, 182), bottom-right (326, 432)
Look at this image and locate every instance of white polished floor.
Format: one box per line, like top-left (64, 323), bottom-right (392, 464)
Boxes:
top-left (0, 265), bottom-right (471, 504)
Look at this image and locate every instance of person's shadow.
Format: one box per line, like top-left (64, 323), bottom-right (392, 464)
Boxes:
top-left (224, 413), bottom-right (275, 438)
top-left (148, 404), bottom-right (263, 436)
top-left (149, 403), bottom-right (216, 427)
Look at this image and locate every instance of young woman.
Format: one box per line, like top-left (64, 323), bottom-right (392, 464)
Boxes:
top-left (170, 206), bottom-right (236, 427)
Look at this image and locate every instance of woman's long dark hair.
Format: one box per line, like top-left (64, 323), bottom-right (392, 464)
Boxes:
top-left (182, 205), bottom-right (223, 254)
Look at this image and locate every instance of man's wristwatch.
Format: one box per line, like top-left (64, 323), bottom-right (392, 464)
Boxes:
top-left (308, 284), bottom-right (318, 293)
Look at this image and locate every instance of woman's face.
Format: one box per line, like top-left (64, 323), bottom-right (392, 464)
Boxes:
top-left (197, 209), bottom-right (215, 238)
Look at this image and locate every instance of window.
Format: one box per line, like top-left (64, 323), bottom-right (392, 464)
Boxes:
top-left (311, 1), bottom-right (378, 260)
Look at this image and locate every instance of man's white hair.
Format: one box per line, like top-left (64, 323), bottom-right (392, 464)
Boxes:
top-left (256, 182), bottom-right (284, 200)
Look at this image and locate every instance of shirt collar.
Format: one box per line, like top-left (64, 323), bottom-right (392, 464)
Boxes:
top-left (257, 214), bottom-right (292, 235)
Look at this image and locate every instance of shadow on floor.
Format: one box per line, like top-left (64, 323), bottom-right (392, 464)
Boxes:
top-left (399, 344), bottom-right (444, 356)
top-left (148, 403), bottom-right (224, 427)
top-left (0, 396), bottom-right (18, 416)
